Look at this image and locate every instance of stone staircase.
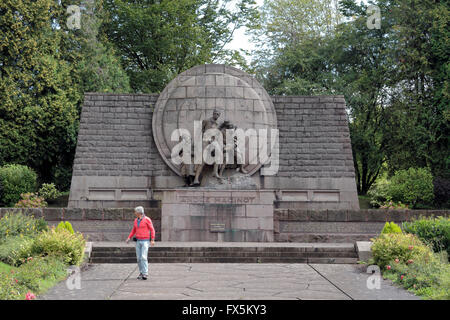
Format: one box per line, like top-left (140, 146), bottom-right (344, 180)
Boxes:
top-left (89, 242), bottom-right (358, 264)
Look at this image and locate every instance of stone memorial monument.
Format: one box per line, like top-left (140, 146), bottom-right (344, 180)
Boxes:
top-left (69, 64), bottom-right (359, 242)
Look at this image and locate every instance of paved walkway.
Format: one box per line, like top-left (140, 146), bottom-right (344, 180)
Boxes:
top-left (40, 263), bottom-right (420, 300)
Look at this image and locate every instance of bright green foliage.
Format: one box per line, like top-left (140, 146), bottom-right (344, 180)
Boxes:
top-left (38, 183), bottom-right (61, 202)
top-left (29, 228), bottom-right (85, 266)
top-left (403, 217), bottom-right (450, 257)
top-left (56, 221), bottom-right (75, 234)
top-left (101, 0), bottom-right (259, 93)
top-left (0, 211), bottom-right (48, 240)
top-left (381, 222), bottom-right (403, 235)
top-left (14, 193), bottom-right (48, 209)
top-left (368, 167), bottom-right (434, 208)
top-left (388, 168), bottom-right (434, 208)
top-left (0, 165), bottom-right (37, 207)
top-left (371, 233), bottom-right (433, 270)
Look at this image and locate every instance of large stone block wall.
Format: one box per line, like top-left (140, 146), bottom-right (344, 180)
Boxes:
top-left (274, 209), bottom-right (450, 243)
top-left (0, 207), bottom-right (162, 242)
top-left (1, 208), bottom-right (449, 243)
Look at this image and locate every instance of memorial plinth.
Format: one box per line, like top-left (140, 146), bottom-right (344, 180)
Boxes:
top-left (160, 189), bottom-right (275, 242)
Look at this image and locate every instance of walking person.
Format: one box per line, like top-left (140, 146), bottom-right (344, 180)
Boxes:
top-left (126, 206), bottom-right (155, 280)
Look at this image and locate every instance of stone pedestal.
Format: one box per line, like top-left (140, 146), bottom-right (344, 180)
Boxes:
top-left (160, 189), bottom-right (275, 242)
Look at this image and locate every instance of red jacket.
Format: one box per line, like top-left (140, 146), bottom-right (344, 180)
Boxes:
top-left (128, 216), bottom-right (155, 241)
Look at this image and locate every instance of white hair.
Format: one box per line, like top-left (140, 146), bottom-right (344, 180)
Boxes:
top-left (134, 206), bottom-right (144, 215)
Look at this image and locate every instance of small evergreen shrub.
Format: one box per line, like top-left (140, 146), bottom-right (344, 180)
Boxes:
top-left (55, 221), bottom-right (74, 234)
top-left (0, 164), bottom-right (37, 207)
top-left (38, 183), bottom-right (61, 203)
top-left (380, 221), bottom-right (403, 234)
top-left (0, 236), bottom-right (34, 266)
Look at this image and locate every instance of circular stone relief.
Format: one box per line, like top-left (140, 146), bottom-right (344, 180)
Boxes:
top-left (152, 64), bottom-right (278, 177)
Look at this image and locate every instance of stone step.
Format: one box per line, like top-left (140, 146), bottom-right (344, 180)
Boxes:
top-left (90, 251), bottom-right (358, 258)
top-left (91, 246), bottom-right (356, 253)
top-left (89, 256), bottom-right (358, 264)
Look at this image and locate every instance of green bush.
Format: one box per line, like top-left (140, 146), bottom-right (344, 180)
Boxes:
top-left (380, 222), bottom-right (403, 234)
top-left (0, 211), bottom-right (48, 240)
top-left (38, 183), bottom-right (61, 203)
top-left (55, 221), bottom-right (74, 234)
top-left (371, 233), bottom-right (434, 270)
top-left (14, 192), bottom-right (48, 208)
top-left (29, 228), bottom-right (85, 266)
top-left (403, 217), bottom-right (450, 257)
top-left (389, 167), bottom-right (434, 208)
top-left (0, 164), bottom-right (37, 207)
top-left (368, 168), bottom-right (434, 209)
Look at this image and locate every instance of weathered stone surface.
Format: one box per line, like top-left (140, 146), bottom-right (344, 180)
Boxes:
top-left (43, 208), bottom-right (63, 221)
top-left (64, 208), bottom-right (84, 220)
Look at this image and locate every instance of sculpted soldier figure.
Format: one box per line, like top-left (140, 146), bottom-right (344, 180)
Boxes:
top-left (192, 109), bottom-right (221, 186)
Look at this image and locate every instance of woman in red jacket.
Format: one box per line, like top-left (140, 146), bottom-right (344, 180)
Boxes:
top-left (126, 206), bottom-right (155, 280)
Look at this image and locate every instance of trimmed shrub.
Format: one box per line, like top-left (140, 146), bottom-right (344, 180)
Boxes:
top-left (371, 233), bottom-right (433, 270)
top-left (0, 164), bottom-right (37, 207)
top-left (29, 228), bottom-right (85, 266)
top-left (14, 192), bottom-right (47, 208)
top-left (403, 217), bottom-right (450, 257)
top-left (380, 222), bottom-right (402, 234)
top-left (56, 221), bottom-right (74, 234)
top-left (38, 183), bottom-right (61, 203)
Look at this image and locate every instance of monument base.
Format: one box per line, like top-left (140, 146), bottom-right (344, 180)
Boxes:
top-left (159, 189), bottom-right (275, 242)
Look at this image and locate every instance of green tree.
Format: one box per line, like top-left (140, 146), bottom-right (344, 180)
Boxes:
top-left (100, 0), bottom-right (259, 93)
top-left (0, 0), bottom-right (81, 184)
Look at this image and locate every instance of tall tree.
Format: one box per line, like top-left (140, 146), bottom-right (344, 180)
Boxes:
top-left (0, 0), bottom-right (80, 185)
top-left (100, 0), bottom-right (259, 93)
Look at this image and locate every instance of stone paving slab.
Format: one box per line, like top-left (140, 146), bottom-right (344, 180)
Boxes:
top-left (40, 263), bottom-right (420, 300)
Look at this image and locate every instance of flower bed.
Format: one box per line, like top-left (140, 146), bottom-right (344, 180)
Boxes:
top-left (0, 211), bottom-right (86, 300)
top-left (371, 222), bottom-right (450, 300)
